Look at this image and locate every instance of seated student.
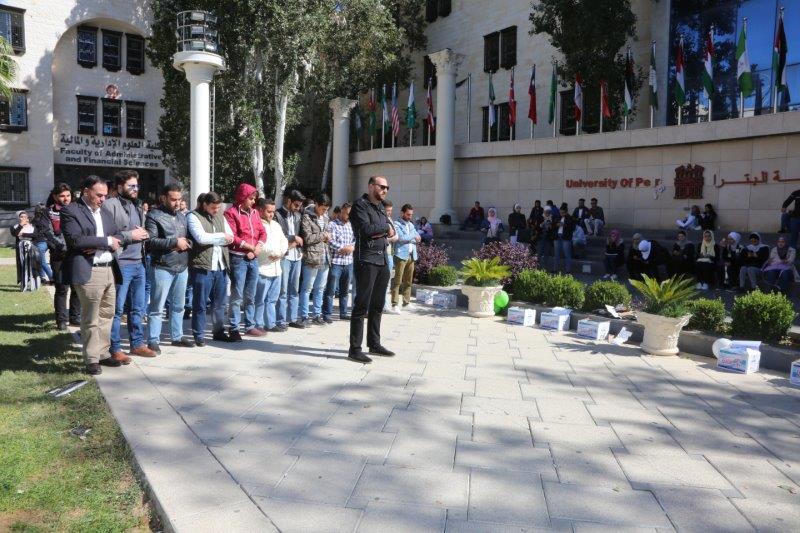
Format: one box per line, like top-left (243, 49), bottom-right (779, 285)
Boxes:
top-left (626, 233), bottom-right (645, 280)
top-left (762, 236), bottom-right (798, 294)
top-left (460, 201), bottom-right (485, 230)
top-left (416, 216), bottom-right (433, 244)
top-left (638, 240), bottom-right (665, 281)
top-left (719, 232), bottom-right (743, 289)
top-left (508, 204), bottom-right (527, 242)
top-left (602, 230), bottom-right (625, 281)
top-left (572, 199), bottom-right (590, 232)
top-left (695, 230), bottom-right (719, 290)
top-left (699, 204), bottom-right (717, 231)
top-left (739, 232), bottom-right (770, 291)
top-left (480, 207), bottom-right (504, 244)
top-left (587, 198), bottom-right (605, 236)
top-left (571, 223), bottom-right (587, 259)
top-left (668, 230), bottom-right (695, 277)
top-left (676, 205), bottom-right (702, 232)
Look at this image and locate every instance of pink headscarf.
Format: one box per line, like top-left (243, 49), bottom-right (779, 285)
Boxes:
top-left (610, 229), bottom-right (621, 244)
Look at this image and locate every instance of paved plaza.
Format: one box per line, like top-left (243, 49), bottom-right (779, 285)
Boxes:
top-left (96, 306), bottom-right (800, 532)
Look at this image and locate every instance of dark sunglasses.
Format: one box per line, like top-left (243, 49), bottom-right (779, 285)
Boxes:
top-left (376, 184), bottom-right (390, 191)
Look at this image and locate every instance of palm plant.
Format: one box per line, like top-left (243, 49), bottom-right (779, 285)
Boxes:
top-left (460, 257), bottom-right (511, 287)
top-left (0, 36), bottom-right (16, 100)
top-left (629, 274), bottom-right (697, 317)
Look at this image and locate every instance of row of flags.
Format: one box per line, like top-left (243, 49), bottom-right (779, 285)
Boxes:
top-left (362, 82), bottom-right (436, 142)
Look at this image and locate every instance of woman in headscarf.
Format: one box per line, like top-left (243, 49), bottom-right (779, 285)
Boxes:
top-left (626, 233), bottom-right (644, 281)
top-left (762, 236), bottom-right (799, 294)
top-left (508, 204), bottom-right (527, 243)
top-left (694, 230), bottom-right (719, 290)
top-left (638, 239), bottom-right (663, 281)
top-left (10, 210), bottom-right (40, 291)
top-left (480, 207), bottom-right (504, 245)
top-left (668, 230), bottom-right (695, 277)
top-left (719, 232), bottom-right (743, 289)
top-left (739, 233), bottom-right (770, 291)
top-left (603, 230), bottom-right (625, 281)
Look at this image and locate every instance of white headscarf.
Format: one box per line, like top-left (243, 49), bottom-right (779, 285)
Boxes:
top-left (639, 240), bottom-right (652, 260)
top-left (727, 232), bottom-right (741, 247)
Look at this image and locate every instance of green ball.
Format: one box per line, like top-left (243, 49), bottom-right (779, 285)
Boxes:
top-left (494, 290), bottom-right (509, 313)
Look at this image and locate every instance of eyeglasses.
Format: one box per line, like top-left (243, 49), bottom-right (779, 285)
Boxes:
top-left (376, 184), bottom-right (390, 191)
top-left (126, 184), bottom-right (140, 190)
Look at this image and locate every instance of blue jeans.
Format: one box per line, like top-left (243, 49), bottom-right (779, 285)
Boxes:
top-left (184, 270), bottom-right (194, 313)
top-left (277, 258), bottom-right (302, 325)
top-left (790, 217), bottom-right (800, 251)
top-left (300, 263), bottom-right (329, 319)
top-left (255, 274), bottom-right (282, 330)
top-left (537, 239), bottom-right (553, 269)
top-left (35, 241), bottom-right (53, 280)
top-left (191, 268), bottom-right (227, 339)
top-left (554, 238), bottom-right (573, 273)
top-left (764, 268), bottom-right (793, 293)
top-left (147, 267), bottom-right (188, 344)
top-left (323, 263), bottom-right (353, 318)
top-left (781, 212), bottom-right (791, 231)
top-left (229, 254), bottom-right (259, 331)
top-left (144, 254), bottom-right (153, 308)
top-left (111, 262), bottom-right (147, 353)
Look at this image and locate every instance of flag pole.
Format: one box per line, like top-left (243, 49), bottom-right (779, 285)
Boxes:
top-left (650, 41), bottom-right (655, 128)
top-left (409, 129), bottom-right (413, 147)
top-left (740, 18), bottom-right (747, 118)
top-left (773, 8), bottom-right (783, 114)
top-left (599, 81), bottom-right (604, 133)
top-left (467, 74), bottom-right (472, 143)
top-left (381, 85), bottom-right (385, 149)
top-left (708, 25), bottom-right (714, 122)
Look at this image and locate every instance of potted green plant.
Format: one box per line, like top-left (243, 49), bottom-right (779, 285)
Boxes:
top-left (460, 257), bottom-right (511, 318)
top-left (629, 274), bottom-right (696, 356)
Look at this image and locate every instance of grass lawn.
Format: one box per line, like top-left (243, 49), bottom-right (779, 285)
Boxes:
top-left (0, 266), bottom-right (154, 532)
top-left (0, 247), bottom-right (15, 259)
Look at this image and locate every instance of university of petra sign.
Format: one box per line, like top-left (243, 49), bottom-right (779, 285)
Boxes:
top-left (57, 134), bottom-right (164, 169)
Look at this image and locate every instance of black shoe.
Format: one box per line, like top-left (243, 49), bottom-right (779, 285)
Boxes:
top-left (69, 319), bottom-right (81, 327)
top-left (147, 343), bottom-right (161, 355)
top-left (86, 363), bottom-right (102, 375)
top-left (99, 357), bottom-right (122, 368)
top-left (58, 322), bottom-right (68, 331)
top-left (194, 337), bottom-right (206, 347)
top-left (228, 330), bottom-right (243, 342)
top-left (322, 316), bottom-right (333, 324)
top-left (368, 345), bottom-right (395, 357)
top-left (312, 315), bottom-right (326, 325)
top-left (269, 325), bottom-right (287, 332)
top-left (212, 331), bottom-right (232, 342)
top-left (171, 338), bottom-right (196, 348)
top-left (348, 350), bottom-right (372, 364)
top-left (339, 314), bottom-right (351, 320)
top-left (289, 321), bottom-right (306, 329)
top-left (184, 310), bottom-right (192, 320)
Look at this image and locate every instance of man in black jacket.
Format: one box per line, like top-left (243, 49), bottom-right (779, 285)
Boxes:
top-left (348, 176), bottom-right (396, 363)
top-left (781, 189), bottom-right (800, 250)
top-left (145, 183), bottom-right (194, 353)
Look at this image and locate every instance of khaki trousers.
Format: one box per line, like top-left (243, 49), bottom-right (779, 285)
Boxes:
top-left (74, 266), bottom-right (116, 364)
top-left (390, 257), bottom-right (415, 306)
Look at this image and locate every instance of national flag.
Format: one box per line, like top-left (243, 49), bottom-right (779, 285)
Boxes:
top-left (381, 84), bottom-right (389, 133)
top-left (354, 103), bottom-right (362, 133)
top-left (623, 48), bottom-right (634, 116)
top-left (649, 41), bottom-right (658, 110)
top-left (406, 81), bottom-right (417, 130)
top-left (773, 11), bottom-right (788, 92)
top-left (675, 36), bottom-right (686, 107)
top-left (548, 66), bottom-right (557, 124)
top-left (600, 80), bottom-right (611, 119)
top-left (736, 23), bottom-right (753, 98)
top-left (367, 88), bottom-right (377, 136)
top-left (702, 28), bottom-right (715, 98)
top-left (488, 73), bottom-right (496, 127)
top-left (508, 68), bottom-right (517, 127)
top-left (528, 65), bottom-right (537, 123)
top-left (425, 78), bottom-right (435, 132)
top-left (390, 82), bottom-right (400, 137)
top-left (574, 74), bottom-right (583, 122)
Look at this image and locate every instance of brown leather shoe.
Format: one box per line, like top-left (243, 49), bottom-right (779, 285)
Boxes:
top-left (129, 345), bottom-right (157, 358)
top-left (110, 351), bottom-right (132, 365)
top-left (245, 328), bottom-right (266, 337)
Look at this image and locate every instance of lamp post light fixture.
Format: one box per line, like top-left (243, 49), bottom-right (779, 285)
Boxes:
top-left (173, 10), bottom-right (225, 207)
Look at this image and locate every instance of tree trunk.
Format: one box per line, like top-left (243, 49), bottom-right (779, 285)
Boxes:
top-left (320, 117), bottom-right (333, 191)
top-left (252, 137), bottom-right (265, 195)
top-left (273, 70), bottom-right (298, 205)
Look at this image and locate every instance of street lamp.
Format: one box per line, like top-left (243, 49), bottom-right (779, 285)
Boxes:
top-left (173, 10), bottom-right (225, 207)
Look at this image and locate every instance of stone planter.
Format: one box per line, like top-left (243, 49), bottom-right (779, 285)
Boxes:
top-left (637, 311), bottom-right (692, 356)
top-left (461, 284), bottom-right (503, 318)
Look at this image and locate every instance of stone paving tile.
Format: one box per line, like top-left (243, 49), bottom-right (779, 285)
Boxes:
top-left (544, 482), bottom-right (672, 528)
top-left (472, 413), bottom-right (533, 445)
top-left (474, 377), bottom-right (525, 400)
top-left (210, 447), bottom-right (297, 488)
top-left (288, 425), bottom-right (395, 462)
top-left (520, 381), bottom-right (593, 402)
top-left (586, 404), bottom-right (671, 428)
top-left (535, 397), bottom-right (595, 425)
top-left (422, 361), bottom-right (470, 380)
top-left (455, 439), bottom-right (556, 476)
top-left (610, 423), bottom-right (688, 456)
top-left (445, 518), bottom-right (569, 532)
top-left (571, 525), bottom-right (660, 533)
top-left (384, 432), bottom-right (457, 470)
top-left (406, 376), bottom-right (476, 395)
top-left (705, 454), bottom-right (800, 502)
top-left (652, 487), bottom-right (755, 532)
top-left (468, 470), bottom-right (550, 527)
top-left (406, 389), bottom-right (465, 413)
top-left (349, 464), bottom-right (470, 509)
top-left (169, 499), bottom-right (279, 532)
top-left (253, 498), bottom-right (362, 533)
top-left (549, 444), bottom-right (631, 489)
top-left (615, 453), bottom-right (736, 492)
top-left (271, 453), bottom-right (365, 505)
top-left (382, 407), bottom-right (473, 437)
top-left (355, 501), bottom-right (446, 532)
top-left (732, 498), bottom-right (800, 533)
top-left (324, 403), bottom-right (396, 432)
top-left (460, 396), bottom-right (540, 418)
top-left (530, 421), bottom-right (622, 449)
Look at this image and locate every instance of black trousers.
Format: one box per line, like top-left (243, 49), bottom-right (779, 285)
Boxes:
top-left (52, 260), bottom-right (81, 324)
top-left (349, 261), bottom-right (390, 351)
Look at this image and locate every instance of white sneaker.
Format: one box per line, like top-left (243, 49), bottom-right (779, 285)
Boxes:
top-left (695, 283), bottom-right (703, 290)
top-left (392, 305), bottom-right (402, 314)
top-left (404, 303), bottom-right (416, 311)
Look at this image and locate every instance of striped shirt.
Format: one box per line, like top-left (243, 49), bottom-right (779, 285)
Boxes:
top-left (329, 219), bottom-right (355, 266)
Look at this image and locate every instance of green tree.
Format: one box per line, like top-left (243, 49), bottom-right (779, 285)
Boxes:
top-left (530, 0), bottom-right (641, 132)
top-left (0, 36), bottom-right (16, 100)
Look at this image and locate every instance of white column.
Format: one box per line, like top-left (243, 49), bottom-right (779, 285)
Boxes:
top-left (329, 97), bottom-right (357, 208)
top-left (428, 49), bottom-right (464, 224)
top-left (173, 51), bottom-right (225, 207)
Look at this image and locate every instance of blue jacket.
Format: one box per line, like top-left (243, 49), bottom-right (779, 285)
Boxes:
top-left (392, 218), bottom-right (418, 261)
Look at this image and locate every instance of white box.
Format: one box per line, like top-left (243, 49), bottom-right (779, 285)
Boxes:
top-left (540, 312), bottom-right (570, 331)
top-left (717, 347), bottom-right (761, 374)
top-left (507, 307), bottom-right (536, 326)
top-left (432, 292), bottom-right (457, 309)
top-left (576, 319), bottom-right (611, 340)
top-left (416, 288), bottom-right (438, 305)
top-left (790, 360), bottom-right (800, 387)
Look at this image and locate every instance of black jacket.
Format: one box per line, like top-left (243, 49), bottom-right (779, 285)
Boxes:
top-left (555, 214), bottom-right (575, 241)
top-left (145, 206), bottom-right (189, 273)
top-left (508, 212), bottom-right (527, 235)
top-left (605, 240), bottom-right (625, 266)
top-left (741, 245), bottom-right (770, 268)
top-left (782, 189), bottom-right (800, 218)
top-left (61, 200), bottom-right (123, 285)
top-left (351, 194), bottom-right (390, 266)
top-left (276, 206), bottom-right (301, 247)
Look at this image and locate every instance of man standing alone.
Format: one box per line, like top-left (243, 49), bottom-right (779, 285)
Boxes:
top-left (348, 176), bottom-right (396, 363)
top-left (389, 203), bottom-right (420, 314)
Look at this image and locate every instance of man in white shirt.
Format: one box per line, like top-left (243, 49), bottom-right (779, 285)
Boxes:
top-left (255, 198), bottom-right (289, 332)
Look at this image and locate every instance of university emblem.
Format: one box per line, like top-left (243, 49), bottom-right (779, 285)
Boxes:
top-left (674, 164), bottom-right (704, 199)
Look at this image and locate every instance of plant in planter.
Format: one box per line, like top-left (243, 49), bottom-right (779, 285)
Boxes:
top-left (460, 257), bottom-right (511, 318)
top-left (629, 274), bottom-right (697, 356)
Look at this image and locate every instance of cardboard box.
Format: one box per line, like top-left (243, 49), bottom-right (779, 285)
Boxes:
top-left (432, 292), bottom-right (457, 309)
top-left (576, 319), bottom-right (611, 340)
top-left (790, 360), bottom-right (800, 387)
top-left (507, 306), bottom-right (536, 326)
top-left (540, 311), bottom-right (570, 331)
top-left (717, 347), bottom-right (761, 374)
top-left (416, 289), bottom-right (438, 305)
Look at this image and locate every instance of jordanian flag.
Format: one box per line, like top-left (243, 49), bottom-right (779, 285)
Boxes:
top-left (548, 66), bottom-right (557, 124)
top-left (702, 28), bottom-right (715, 98)
top-left (406, 81), bottom-right (417, 130)
top-left (623, 48), bottom-right (634, 116)
top-left (675, 36), bottom-right (686, 107)
top-left (737, 23), bottom-right (753, 98)
top-left (649, 41), bottom-right (658, 110)
top-left (774, 11), bottom-right (788, 92)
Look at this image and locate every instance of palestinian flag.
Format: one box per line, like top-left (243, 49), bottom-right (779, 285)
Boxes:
top-left (649, 41), bottom-right (658, 110)
top-left (737, 23), bottom-right (753, 98)
top-left (548, 66), bottom-right (557, 124)
top-left (623, 48), bottom-right (634, 116)
top-left (702, 28), bottom-right (715, 98)
top-left (367, 88), bottom-right (377, 136)
top-left (773, 11), bottom-right (788, 92)
top-left (574, 74), bottom-right (583, 122)
top-left (675, 36), bottom-right (686, 107)
top-left (406, 81), bottom-right (417, 130)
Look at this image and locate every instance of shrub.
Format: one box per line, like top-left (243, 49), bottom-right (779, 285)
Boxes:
top-left (472, 241), bottom-right (538, 287)
top-left (686, 298), bottom-right (727, 333)
top-left (460, 257), bottom-right (511, 286)
top-left (542, 274), bottom-right (585, 309)
top-left (731, 290), bottom-right (795, 343)
top-left (583, 280), bottom-right (632, 312)
top-left (427, 265), bottom-right (458, 287)
top-left (414, 242), bottom-right (450, 284)
top-left (511, 269), bottom-right (551, 303)
top-left (629, 275), bottom-right (696, 316)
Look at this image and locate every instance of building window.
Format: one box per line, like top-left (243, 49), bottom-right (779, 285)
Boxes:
top-left (77, 96), bottom-right (98, 135)
top-left (125, 101), bottom-right (145, 138)
top-left (102, 99), bottom-right (122, 136)
top-left (77, 26), bottom-right (97, 67)
top-left (0, 6), bottom-right (25, 54)
top-left (482, 103), bottom-right (515, 142)
top-left (483, 32), bottom-right (500, 73)
top-left (0, 167), bottom-right (29, 205)
top-left (500, 26), bottom-right (517, 70)
top-left (425, 0), bottom-right (451, 22)
top-left (102, 30), bottom-right (122, 71)
top-left (0, 90), bottom-right (28, 132)
top-left (424, 56), bottom-right (437, 88)
top-left (126, 34), bottom-right (145, 75)
top-left (439, 0), bottom-right (452, 17)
